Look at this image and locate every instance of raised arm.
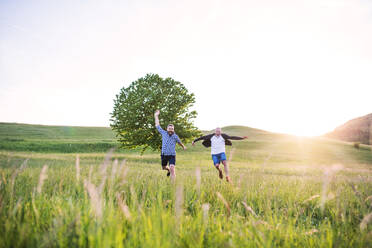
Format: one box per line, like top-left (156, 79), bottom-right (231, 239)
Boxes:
top-left (154, 110), bottom-right (160, 126)
top-left (154, 110), bottom-right (167, 134)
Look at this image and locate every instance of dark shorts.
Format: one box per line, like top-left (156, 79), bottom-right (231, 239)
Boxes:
top-left (161, 154), bottom-right (176, 166)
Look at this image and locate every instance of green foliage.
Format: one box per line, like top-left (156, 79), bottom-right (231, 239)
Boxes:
top-left (110, 74), bottom-right (201, 152)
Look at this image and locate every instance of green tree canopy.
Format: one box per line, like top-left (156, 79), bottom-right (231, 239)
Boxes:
top-left (110, 74), bottom-right (201, 153)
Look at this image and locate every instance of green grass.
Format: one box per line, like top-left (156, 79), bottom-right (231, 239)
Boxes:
top-left (0, 122), bottom-right (116, 140)
top-left (0, 122), bottom-right (117, 153)
top-left (0, 123), bottom-right (372, 247)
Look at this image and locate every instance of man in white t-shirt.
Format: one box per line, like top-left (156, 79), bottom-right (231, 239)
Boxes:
top-left (192, 127), bottom-right (247, 182)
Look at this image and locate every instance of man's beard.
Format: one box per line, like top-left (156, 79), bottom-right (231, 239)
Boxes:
top-left (167, 131), bottom-right (174, 135)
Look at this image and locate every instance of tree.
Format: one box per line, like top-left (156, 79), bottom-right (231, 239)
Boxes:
top-left (110, 74), bottom-right (201, 153)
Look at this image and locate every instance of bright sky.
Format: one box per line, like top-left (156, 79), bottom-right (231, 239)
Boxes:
top-left (1, 0), bottom-right (371, 136)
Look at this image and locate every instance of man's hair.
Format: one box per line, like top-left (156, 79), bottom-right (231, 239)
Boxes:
top-left (167, 124), bottom-right (174, 128)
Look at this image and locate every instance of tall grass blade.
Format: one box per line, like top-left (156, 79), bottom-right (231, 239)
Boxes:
top-left (216, 192), bottom-right (230, 217)
top-left (37, 165), bottom-right (48, 194)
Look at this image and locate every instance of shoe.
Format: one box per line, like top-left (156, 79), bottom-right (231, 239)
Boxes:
top-left (218, 169), bottom-right (223, 179)
top-left (226, 176), bottom-right (230, 182)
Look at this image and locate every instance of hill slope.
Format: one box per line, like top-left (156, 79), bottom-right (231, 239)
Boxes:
top-left (325, 113), bottom-right (372, 145)
top-left (0, 122), bottom-right (115, 140)
top-left (0, 123), bottom-right (276, 153)
top-left (0, 122), bottom-right (116, 152)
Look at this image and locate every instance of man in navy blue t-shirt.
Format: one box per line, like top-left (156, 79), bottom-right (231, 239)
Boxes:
top-left (154, 110), bottom-right (186, 180)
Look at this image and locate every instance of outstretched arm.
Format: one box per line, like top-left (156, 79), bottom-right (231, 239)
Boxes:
top-left (224, 134), bottom-right (248, 140)
top-left (192, 134), bottom-right (212, 146)
top-left (154, 110), bottom-right (160, 126)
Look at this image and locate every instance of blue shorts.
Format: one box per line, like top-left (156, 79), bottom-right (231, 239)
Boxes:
top-left (212, 152), bottom-right (227, 165)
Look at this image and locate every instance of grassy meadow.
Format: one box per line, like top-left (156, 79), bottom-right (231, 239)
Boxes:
top-left (0, 123), bottom-right (372, 247)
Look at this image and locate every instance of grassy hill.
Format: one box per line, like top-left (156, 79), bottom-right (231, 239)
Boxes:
top-left (1, 122), bottom-right (371, 165)
top-left (325, 113), bottom-right (372, 145)
top-left (0, 122), bottom-right (117, 152)
top-left (0, 123), bottom-right (278, 153)
top-left (0, 122), bottom-right (115, 140)
top-left (0, 122), bottom-right (372, 247)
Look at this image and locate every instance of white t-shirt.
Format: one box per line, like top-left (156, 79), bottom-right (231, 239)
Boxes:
top-left (211, 135), bottom-right (225, 155)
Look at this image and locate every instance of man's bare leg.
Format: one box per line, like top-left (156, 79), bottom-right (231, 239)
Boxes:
top-left (162, 165), bottom-right (170, 177)
top-left (215, 164), bottom-right (223, 179)
top-left (169, 164), bottom-right (176, 181)
top-left (222, 160), bottom-right (230, 182)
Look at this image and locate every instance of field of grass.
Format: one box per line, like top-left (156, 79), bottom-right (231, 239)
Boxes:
top-left (0, 123), bottom-right (117, 153)
top-left (0, 123), bottom-right (372, 247)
